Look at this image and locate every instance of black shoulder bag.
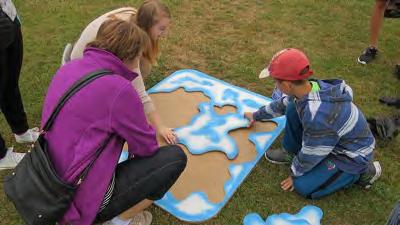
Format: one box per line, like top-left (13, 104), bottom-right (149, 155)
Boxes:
top-left (3, 69), bottom-right (112, 225)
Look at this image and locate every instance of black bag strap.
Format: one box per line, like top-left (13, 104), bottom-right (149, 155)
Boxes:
top-left (76, 135), bottom-right (113, 185)
top-left (42, 69), bottom-right (112, 132)
top-left (42, 69), bottom-right (113, 185)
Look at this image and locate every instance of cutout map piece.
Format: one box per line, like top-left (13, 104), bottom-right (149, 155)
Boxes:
top-left (122, 69), bottom-right (286, 222)
top-left (174, 102), bottom-right (248, 159)
top-left (243, 205), bottom-right (324, 225)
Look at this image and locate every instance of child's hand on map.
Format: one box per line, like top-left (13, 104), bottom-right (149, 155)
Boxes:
top-left (158, 126), bottom-right (178, 144)
top-left (244, 112), bottom-right (255, 127)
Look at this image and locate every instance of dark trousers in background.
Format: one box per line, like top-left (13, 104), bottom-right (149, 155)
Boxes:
top-left (282, 101), bottom-right (359, 199)
top-left (96, 145), bottom-right (187, 222)
top-left (0, 15), bottom-right (29, 158)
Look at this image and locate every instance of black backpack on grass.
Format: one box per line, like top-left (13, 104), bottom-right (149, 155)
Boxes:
top-left (385, 0), bottom-right (400, 18)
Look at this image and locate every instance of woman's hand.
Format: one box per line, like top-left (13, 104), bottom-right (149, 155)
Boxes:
top-left (280, 176), bottom-right (294, 192)
top-left (158, 126), bottom-right (177, 145)
top-left (244, 112), bottom-right (255, 127)
top-left (147, 111), bottom-right (177, 144)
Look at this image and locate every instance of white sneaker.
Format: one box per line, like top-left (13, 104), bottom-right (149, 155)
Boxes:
top-left (14, 127), bottom-right (40, 143)
top-left (102, 211), bottom-right (152, 225)
top-left (0, 148), bottom-right (25, 170)
top-left (130, 211), bottom-right (152, 225)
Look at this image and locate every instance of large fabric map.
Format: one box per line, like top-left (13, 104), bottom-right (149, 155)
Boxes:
top-left (122, 69), bottom-right (286, 222)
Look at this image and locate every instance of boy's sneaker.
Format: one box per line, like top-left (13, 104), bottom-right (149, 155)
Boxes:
top-left (395, 64), bottom-right (400, 80)
top-left (264, 148), bottom-right (293, 165)
top-left (357, 161), bottom-right (382, 189)
top-left (0, 147), bottom-right (25, 170)
top-left (14, 127), bottom-right (40, 143)
top-left (357, 46), bottom-right (378, 65)
top-left (102, 211), bottom-right (152, 225)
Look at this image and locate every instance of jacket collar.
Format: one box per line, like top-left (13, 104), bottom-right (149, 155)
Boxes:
top-left (83, 47), bottom-right (138, 81)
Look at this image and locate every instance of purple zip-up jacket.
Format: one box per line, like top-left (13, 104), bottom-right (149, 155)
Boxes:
top-left (41, 48), bottom-right (159, 225)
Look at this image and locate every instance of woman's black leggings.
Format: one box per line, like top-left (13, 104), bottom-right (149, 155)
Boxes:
top-left (96, 145), bottom-right (187, 222)
top-left (0, 11), bottom-right (28, 158)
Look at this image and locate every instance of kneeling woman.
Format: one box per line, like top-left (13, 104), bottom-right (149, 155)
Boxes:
top-left (41, 18), bottom-right (186, 225)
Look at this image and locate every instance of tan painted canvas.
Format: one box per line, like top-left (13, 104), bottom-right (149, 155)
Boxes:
top-left (148, 88), bottom-right (277, 203)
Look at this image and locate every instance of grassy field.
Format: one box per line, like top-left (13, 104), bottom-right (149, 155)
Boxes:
top-left (1, 0), bottom-right (399, 224)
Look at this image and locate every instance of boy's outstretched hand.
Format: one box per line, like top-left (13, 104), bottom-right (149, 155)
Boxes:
top-left (244, 112), bottom-right (255, 127)
top-left (281, 176), bottom-right (294, 192)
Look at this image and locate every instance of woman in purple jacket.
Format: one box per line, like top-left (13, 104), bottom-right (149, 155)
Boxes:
top-left (41, 18), bottom-right (186, 225)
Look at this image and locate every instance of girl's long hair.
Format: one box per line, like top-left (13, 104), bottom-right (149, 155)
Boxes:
top-left (135, 0), bottom-right (170, 64)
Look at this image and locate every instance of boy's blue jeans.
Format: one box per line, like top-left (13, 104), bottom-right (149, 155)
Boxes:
top-left (282, 102), bottom-right (359, 199)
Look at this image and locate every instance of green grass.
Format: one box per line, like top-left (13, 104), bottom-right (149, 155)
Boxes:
top-left (1, 0), bottom-right (399, 224)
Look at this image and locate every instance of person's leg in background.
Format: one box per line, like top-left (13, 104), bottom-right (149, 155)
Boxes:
top-left (0, 17), bottom-right (38, 144)
top-left (96, 145), bottom-right (187, 225)
top-left (0, 18), bottom-right (28, 135)
top-left (0, 10), bottom-right (12, 163)
top-left (0, 17), bottom-right (36, 169)
top-left (358, 0), bottom-right (388, 64)
top-left (370, 0), bottom-right (388, 48)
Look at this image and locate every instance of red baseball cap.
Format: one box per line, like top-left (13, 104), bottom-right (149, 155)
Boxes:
top-left (259, 48), bottom-right (313, 81)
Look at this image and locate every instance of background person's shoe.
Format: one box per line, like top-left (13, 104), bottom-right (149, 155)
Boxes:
top-left (14, 127), bottom-right (40, 143)
top-left (358, 46), bottom-right (378, 64)
top-left (264, 148), bottom-right (293, 165)
top-left (357, 161), bottom-right (382, 189)
top-left (0, 147), bottom-right (25, 170)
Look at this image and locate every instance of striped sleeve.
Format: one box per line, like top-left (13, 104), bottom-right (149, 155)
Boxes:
top-left (253, 96), bottom-right (290, 121)
top-left (337, 103), bottom-right (359, 137)
top-left (131, 73), bottom-right (156, 114)
top-left (291, 128), bottom-right (339, 177)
